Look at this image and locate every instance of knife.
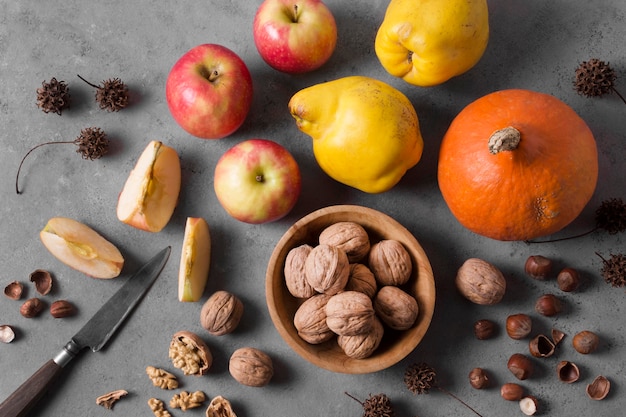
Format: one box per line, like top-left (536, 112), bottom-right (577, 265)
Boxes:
top-left (0, 246), bottom-right (171, 417)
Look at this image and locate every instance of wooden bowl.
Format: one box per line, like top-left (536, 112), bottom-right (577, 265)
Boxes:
top-left (266, 205), bottom-right (436, 374)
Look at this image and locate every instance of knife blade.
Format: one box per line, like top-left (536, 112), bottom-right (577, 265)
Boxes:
top-left (0, 246), bottom-right (171, 417)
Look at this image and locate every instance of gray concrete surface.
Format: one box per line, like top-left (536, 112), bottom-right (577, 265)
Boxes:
top-left (1, 1), bottom-right (625, 416)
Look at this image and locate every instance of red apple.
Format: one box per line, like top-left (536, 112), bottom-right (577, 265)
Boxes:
top-left (253, 0), bottom-right (337, 74)
top-left (165, 44), bottom-right (253, 139)
top-left (214, 139), bottom-right (301, 224)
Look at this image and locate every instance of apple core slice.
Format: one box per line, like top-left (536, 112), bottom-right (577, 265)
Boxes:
top-left (178, 217), bottom-right (212, 302)
top-left (40, 217), bottom-right (124, 279)
top-left (116, 140), bottom-right (181, 232)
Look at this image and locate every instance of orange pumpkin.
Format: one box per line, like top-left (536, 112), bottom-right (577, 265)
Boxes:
top-left (437, 89), bottom-right (598, 241)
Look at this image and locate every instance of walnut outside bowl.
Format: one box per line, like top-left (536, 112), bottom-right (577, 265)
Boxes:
top-left (265, 205), bottom-right (436, 374)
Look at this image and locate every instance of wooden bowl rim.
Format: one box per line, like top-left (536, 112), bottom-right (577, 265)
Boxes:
top-left (265, 205), bottom-right (436, 374)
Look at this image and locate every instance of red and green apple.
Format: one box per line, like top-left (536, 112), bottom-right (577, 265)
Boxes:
top-left (214, 139), bottom-right (301, 224)
top-left (165, 44), bottom-right (253, 139)
top-left (253, 0), bottom-right (337, 74)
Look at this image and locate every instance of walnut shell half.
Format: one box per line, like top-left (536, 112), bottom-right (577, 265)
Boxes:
top-left (169, 331), bottom-right (212, 376)
top-left (229, 347), bottom-right (273, 387)
top-left (200, 291), bottom-right (244, 336)
top-left (318, 221), bottom-right (370, 263)
top-left (206, 395), bottom-right (237, 417)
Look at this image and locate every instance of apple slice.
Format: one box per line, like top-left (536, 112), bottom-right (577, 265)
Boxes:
top-left (116, 140), bottom-right (181, 232)
top-left (40, 217), bottom-right (124, 279)
top-left (178, 217), bottom-right (211, 302)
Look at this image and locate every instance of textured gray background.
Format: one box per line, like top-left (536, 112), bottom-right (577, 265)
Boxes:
top-left (1, 1), bottom-right (625, 416)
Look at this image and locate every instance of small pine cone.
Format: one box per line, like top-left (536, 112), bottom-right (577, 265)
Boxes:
top-left (74, 127), bottom-right (109, 160)
top-left (96, 78), bottom-right (129, 111)
top-left (574, 59), bottom-right (616, 97)
top-left (36, 78), bottom-right (70, 115)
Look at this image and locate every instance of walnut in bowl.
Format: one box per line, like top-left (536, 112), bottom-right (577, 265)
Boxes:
top-left (265, 205), bottom-right (436, 374)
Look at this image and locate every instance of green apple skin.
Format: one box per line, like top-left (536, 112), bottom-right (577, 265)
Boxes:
top-left (214, 139), bottom-right (302, 224)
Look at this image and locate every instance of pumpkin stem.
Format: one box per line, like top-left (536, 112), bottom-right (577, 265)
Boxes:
top-left (488, 126), bottom-right (521, 155)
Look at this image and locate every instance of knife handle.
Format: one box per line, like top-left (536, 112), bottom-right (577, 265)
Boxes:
top-left (0, 359), bottom-right (65, 417)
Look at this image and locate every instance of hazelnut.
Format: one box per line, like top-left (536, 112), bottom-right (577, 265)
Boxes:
top-left (519, 396), bottom-right (539, 416)
top-left (468, 368), bottom-right (489, 389)
top-left (528, 334), bottom-right (555, 358)
top-left (572, 330), bottom-right (600, 354)
top-left (29, 269), bottom-right (53, 296)
top-left (200, 290), bottom-right (244, 336)
top-left (4, 281), bottom-right (23, 300)
top-left (556, 360), bottom-right (580, 383)
top-left (455, 258), bottom-right (506, 305)
top-left (368, 239), bottom-right (412, 286)
top-left (556, 267), bottom-right (580, 292)
top-left (50, 300), bottom-right (77, 318)
top-left (229, 347), bottom-right (273, 387)
top-left (318, 221), bottom-right (370, 263)
top-left (20, 297), bottom-right (44, 318)
top-left (500, 383), bottom-right (524, 401)
top-left (506, 314), bottom-right (532, 339)
top-left (524, 255), bottom-right (552, 279)
top-left (586, 375), bottom-right (610, 400)
top-left (473, 319), bottom-right (496, 340)
top-left (507, 353), bottom-right (533, 380)
top-left (534, 293), bottom-right (562, 316)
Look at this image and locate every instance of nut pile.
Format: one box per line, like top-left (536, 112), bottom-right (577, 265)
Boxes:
top-left (286, 221), bottom-right (419, 359)
top-left (2, 269), bottom-right (77, 343)
top-left (465, 254), bottom-right (611, 415)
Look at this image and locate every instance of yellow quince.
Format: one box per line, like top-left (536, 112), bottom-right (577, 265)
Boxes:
top-left (375, 0), bottom-right (489, 87)
top-left (288, 76), bottom-right (423, 193)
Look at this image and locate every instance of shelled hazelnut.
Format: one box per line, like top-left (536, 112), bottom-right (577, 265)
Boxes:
top-left (519, 396), bottom-right (539, 415)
